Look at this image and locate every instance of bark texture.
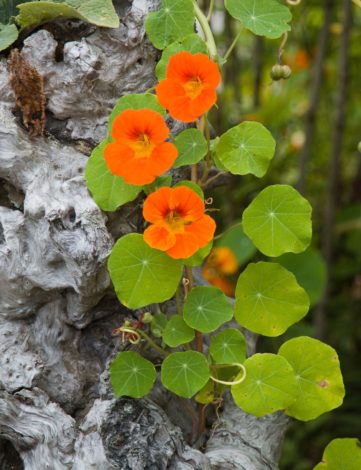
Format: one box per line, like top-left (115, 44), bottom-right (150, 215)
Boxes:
top-left (0, 1), bottom-right (289, 468)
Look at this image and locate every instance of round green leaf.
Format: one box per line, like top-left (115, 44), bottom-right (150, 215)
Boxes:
top-left (161, 351), bottom-right (210, 398)
top-left (215, 223), bottom-right (256, 266)
top-left (234, 262), bottom-right (310, 337)
top-left (108, 234), bottom-right (183, 309)
top-left (242, 184), bottom-right (312, 257)
top-left (163, 315), bottom-right (195, 347)
top-left (215, 122), bottom-right (276, 178)
top-left (85, 140), bottom-right (141, 211)
top-left (183, 286), bottom-right (233, 333)
top-left (174, 129), bottom-right (208, 168)
top-left (278, 337), bottom-right (345, 421)
top-left (210, 328), bottom-right (246, 364)
top-left (110, 351), bottom-right (156, 398)
top-left (145, 0), bottom-right (195, 50)
top-left (108, 93), bottom-right (165, 134)
top-left (275, 248), bottom-right (327, 307)
top-left (0, 23), bottom-right (18, 52)
top-left (155, 34), bottom-right (208, 80)
top-left (314, 438), bottom-right (361, 470)
top-left (231, 353), bottom-right (297, 417)
top-left (224, 0), bottom-right (292, 39)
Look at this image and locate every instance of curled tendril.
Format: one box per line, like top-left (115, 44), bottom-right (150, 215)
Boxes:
top-left (287, 0), bottom-right (302, 5)
top-left (115, 326), bottom-right (141, 344)
top-left (210, 363), bottom-right (247, 386)
top-left (205, 197), bottom-right (214, 205)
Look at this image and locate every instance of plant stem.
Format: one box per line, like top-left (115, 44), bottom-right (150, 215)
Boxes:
top-left (193, 1), bottom-right (218, 58)
top-left (223, 29), bottom-right (242, 61)
top-left (206, 0), bottom-right (215, 21)
top-left (191, 164), bottom-right (198, 182)
top-left (137, 329), bottom-right (169, 356)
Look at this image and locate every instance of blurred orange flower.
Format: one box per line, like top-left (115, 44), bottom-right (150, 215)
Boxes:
top-left (104, 108), bottom-right (177, 185)
top-left (203, 247), bottom-right (238, 297)
top-left (156, 52), bottom-right (221, 123)
top-left (143, 186), bottom-right (216, 259)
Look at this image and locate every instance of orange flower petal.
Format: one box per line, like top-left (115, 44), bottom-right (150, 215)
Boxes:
top-left (186, 215), bottom-right (216, 246)
top-left (104, 141), bottom-right (134, 176)
top-left (172, 186), bottom-right (205, 221)
top-left (144, 225), bottom-right (176, 251)
top-left (111, 108), bottom-right (169, 144)
top-left (143, 187), bottom-right (174, 223)
top-left (166, 231), bottom-right (200, 259)
top-left (147, 142), bottom-right (178, 175)
top-left (189, 88), bottom-right (218, 120)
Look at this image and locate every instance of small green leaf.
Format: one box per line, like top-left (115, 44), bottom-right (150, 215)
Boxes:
top-left (161, 351), bottom-right (210, 398)
top-left (234, 262), bottom-right (310, 337)
top-left (0, 23), bottom-right (18, 51)
top-left (210, 328), bottom-right (246, 364)
top-left (183, 241), bottom-right (213, 266)
top-left (278, 337), bottom-right (345, 421)
top-left (108, 234), bottom-right (183, 309)
top-left (174, 129), bottom-right (208, 168)
top-left (150, 312), bottom-right (167, 338)
top-left (231, 353), bottom-right (297, 417)
top-left (195, 380), bottom-right (215, 404)
top-left (313, 438), bottom-right (361, 470)
top-left (215, 223), bottom-right (256, 266)
top-left (224, 0), bottom-right (292, 39)
top-left (242, 184), bottom-right (312, 257)
top-left (85, 140), bottom-right (141, 211)
top-left (145, 0), bottom-right (195, 50)
top-left (110, 351), bottom-right (156, 398)
top-left (108, 93), bottom-right (165, 135)
top-left (215, 122), bottom-right (276, 178)
top-left (274, 248), bottom-right (327, 307)
top-left (143, 175), bottom-right (172, 196)
top-left (17, 1), bottom-right (119, 30)
top-left (183, 286), bottom-right (233, 333)
top-left (155, 33), bottom-right (208, 80)
top-left (163, 315), bottom-right (195, 347)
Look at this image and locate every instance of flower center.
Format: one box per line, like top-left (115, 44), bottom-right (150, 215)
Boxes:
top-left (132, 133), bottom-right (154, 158)
top-left (184, 76), bottom-right (203, 99)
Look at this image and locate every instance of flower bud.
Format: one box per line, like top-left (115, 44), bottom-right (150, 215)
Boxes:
top-left (142, 312), bottom-right (153, 324)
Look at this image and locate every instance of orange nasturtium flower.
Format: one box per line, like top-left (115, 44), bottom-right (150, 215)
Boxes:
top-left (156, 51), bottom-right (221, 123)
top-left (143, 186), bottom-right (216, 259)
top-left (202, 247), bottom-right (238, 297)
top-left (104, 108), bottom-right (178, 185)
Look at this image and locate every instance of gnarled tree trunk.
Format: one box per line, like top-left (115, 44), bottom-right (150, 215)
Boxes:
top-left (0, 1), bottom-right (289, 468)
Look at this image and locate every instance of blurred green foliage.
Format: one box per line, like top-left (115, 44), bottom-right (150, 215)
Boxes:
top-left (207, 1), bottom-right (361, 467)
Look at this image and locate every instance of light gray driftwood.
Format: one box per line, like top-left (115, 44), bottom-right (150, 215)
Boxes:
top-left (0, 1), bottom-right (289, 468)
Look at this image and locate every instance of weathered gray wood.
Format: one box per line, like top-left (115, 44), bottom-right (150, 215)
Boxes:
top-left (0, 1), bottom-right (289, 468)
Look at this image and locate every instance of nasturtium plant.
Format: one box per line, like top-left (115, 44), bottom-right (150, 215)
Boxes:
top-left (110, 351), bottom-right (156, 398)
top-left (224, 0), bottom-right (292, 39)
top-left (161, 351), bottom-right (210, 398)
top-left (231, 353), bottom-right (297, 417)
top-left (215, 121), bottom-right (276, 178)
top-left (163, 315), bottom-right (195, 347)
top-left (234, 262), bottom-right (310, 336)
top-left (145, 0), bottom-right (195, 50)
top-left (210, 328), bottom-right (247, 364)
top-left (108, 234), bottom-right (183, 309)
top-left (313, 438), bottom-right (361, 470)
top-left (279, 337), bottom-right (345, 421)
top-left (242, 184), bottom-right (312, 257)
top-left (85, 140), bottom-right (141, 211)
top-left (183, 286), bottom-right (233, 333)
top-left (0, 22), bottom-right (17, 50)
top-left (76, 0), bottom-right (347, 450)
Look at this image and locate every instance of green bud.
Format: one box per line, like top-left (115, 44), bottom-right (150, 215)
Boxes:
top-left (281, 65), bottom-right (292, 79)
top-left (270, 64), bottom-right (292, 81)
top-left (152, 328), bottom-right (162, 338)
top-left (142, 312), bottom-right (153, 324)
